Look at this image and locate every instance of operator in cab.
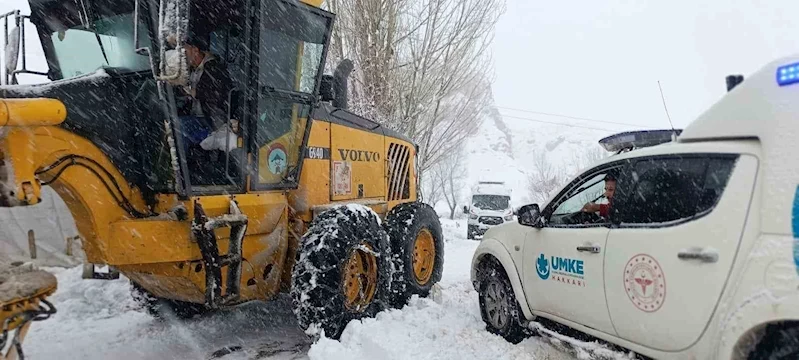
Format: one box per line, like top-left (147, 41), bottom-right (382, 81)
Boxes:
top-left (174, 30), bottom-right (235, 151)
top-left (581, 174), bottom-right (616, 219)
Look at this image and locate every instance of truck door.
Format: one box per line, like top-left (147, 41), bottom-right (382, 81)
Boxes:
top-left (523, 167), bottom-right (622, 335)
top-left (604, 153), bottom-right (757, 351)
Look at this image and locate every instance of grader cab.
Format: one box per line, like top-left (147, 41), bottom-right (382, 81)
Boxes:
top-left (0, 0), bottom-right (444, 346)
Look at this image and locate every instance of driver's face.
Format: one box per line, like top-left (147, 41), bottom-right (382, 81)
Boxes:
top-left (604, 180), bottom-right (616, 199)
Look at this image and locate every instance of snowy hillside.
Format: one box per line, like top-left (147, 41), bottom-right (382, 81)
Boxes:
top-left (463, 98), bottom-right (634, 207)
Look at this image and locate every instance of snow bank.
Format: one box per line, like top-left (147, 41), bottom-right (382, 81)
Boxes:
top-left (307, 219), bottom-right (574, 360)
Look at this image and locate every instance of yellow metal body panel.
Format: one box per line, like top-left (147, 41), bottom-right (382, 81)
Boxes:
top-left (0, 98), bottom-right (66, 127)
top-left (110, 192), bottom-right (289, 303)
top-left (299, 0), bottom-right (323, 8)
top-left (288, 119), bottom-right (330, 220)
top-left (329, 123), bottom-right (386, 201)
top-left (0, 126), bottom-right (146, 263)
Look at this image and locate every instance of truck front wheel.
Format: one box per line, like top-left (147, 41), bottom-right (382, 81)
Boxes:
top-left (290, 205), bottom-right (391, 339)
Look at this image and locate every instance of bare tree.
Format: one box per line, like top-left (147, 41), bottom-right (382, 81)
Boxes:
top-left (526, 147), bottom-right (610, 204)
top-left (432, 148), bottom-right (466, 219)
top-left (420, 173), bottom-right (443, 209)
top-left (324, 0), bottom-right (505, 176)
top-left (527, 152), bottom-right (565, 204)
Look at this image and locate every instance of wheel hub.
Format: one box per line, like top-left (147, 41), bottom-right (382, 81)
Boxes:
top-left (483, 278), bottom-right (510, 330)
top-left (412, 228), bottom-right (436, 285)
top-left (341, 243), bottom-right (378, 312)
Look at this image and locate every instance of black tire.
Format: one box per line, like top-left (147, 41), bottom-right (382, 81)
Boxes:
top-left (290, 205), bottom-right (391, 339)
top-left (476, 257), bottom-right (529, 344)
top-left (130, 281), bottom-right (208, 319)
top-left (384, 202), bottom-right (444, 307)
top-left (467, 225), bottom-right (477, 240)
top-left (749, 324), bottom-right (799, 360)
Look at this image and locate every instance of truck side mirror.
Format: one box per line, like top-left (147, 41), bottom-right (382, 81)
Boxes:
top-left (320, 75), bottom-right (335, 102)
top-left (462, 205), bottom-right (469, 214)
top-left (518, 204), bottom-right (541, 227)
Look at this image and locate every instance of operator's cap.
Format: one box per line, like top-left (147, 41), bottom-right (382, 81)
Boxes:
top-left (185, 30), bottom-right (210, 52)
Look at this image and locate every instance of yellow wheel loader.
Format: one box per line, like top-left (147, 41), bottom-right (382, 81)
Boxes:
top-left (0, 0), bottom-right (444, 341)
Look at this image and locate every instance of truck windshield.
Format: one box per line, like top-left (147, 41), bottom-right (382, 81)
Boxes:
top-left (32, 0), bottom-right (151, 80)
top-left (472, 195), bottom-right (510, 211)
top-left (259, 1), bottom-right (330, 95)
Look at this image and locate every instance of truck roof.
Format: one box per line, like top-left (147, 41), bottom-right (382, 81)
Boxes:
top-left (677, 54), bottom-right (799, 235)
top-left (472, 182), bottom-right (512, 196)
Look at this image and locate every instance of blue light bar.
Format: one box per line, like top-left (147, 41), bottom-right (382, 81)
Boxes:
top-left (598, 129), bottom-right (682, 153)
top-left (777, 62), bottom-right (799, 87)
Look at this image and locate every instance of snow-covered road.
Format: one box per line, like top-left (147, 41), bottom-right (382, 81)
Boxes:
top-left (23, 219), bottom-right (627, 360)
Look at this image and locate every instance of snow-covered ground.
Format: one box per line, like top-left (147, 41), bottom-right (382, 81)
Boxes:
top-left (21, 218), bottom-right (631, 360)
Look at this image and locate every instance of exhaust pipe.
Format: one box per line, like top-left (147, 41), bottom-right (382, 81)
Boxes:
top-left (726, 75), bottom-right (744, 92)
top-left (333, 59), bottom-right (353, 109)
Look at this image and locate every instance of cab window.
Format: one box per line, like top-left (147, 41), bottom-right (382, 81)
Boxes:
top-left (551, 172), bottom-right (607, 216)
top-left (546, 164), bottom-right (625, 227)
top-left (614, 155), bottom-right (737, 225)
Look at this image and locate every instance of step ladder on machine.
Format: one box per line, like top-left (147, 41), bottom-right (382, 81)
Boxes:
top-left (192, 200), bottom-right (248, 309)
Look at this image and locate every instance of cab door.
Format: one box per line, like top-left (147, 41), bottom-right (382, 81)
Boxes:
top-left (523, 166), bottom-right (623, 335)
top-left (604, 153), bottom-right (757, 351)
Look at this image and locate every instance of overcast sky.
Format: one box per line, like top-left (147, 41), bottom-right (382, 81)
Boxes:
top-left (491, 0), bottom-right (799, 130)
top-left (3, 0), bottom-right (799, 131)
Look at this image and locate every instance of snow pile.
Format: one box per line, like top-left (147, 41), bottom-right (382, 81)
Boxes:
top-left (306, 219), bottom-right (614, 360)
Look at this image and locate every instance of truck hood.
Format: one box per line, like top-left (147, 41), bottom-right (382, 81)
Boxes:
top-left (472, 208), bottom-right (511, 217)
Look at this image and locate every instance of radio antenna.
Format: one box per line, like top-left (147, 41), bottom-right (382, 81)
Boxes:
top-left (657, 80), bottom-right (677, 139)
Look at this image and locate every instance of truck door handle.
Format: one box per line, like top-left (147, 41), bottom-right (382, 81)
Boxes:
top-left (576, 245), bottom-right (600, 253)
top-left (678, 248), bottom-right (718, 263)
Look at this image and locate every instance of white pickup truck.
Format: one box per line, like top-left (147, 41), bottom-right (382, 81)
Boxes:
top-left (471, 55), bottom-right (799, 359)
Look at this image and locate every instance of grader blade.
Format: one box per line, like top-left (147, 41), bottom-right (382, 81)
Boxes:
top-left (192, 200), bottom-right (248, 309)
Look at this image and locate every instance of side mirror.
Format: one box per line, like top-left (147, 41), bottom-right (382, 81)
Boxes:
top-left (4, 25), bottom-right (20, 75)
top-left (462, 205), bottom-right (469, 214)
top-left (320, 75), bottom-right (335, 102)
top-left (517, 204), bottom-right (541, 227)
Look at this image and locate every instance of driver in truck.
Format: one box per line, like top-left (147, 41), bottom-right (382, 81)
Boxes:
top-left (169, 29), bottom-right (234, 149)
top-left (581, 173), bottom-right (616, 218)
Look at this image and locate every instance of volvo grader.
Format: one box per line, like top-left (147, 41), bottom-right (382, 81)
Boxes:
top-left (0, 0), bottom-right (445, 355)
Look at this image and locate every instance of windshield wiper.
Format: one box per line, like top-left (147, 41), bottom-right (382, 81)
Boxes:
top-left (93, 32), bottom-right (110, 65)
top-left (78, 0), bottom-right (109, 65)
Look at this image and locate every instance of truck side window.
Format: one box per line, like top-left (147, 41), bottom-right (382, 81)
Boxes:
top-left (615, 155), bottom-right (737, 225)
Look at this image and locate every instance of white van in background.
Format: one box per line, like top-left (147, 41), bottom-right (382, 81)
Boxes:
top-left (463, 181), bottom-right (513, 240)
